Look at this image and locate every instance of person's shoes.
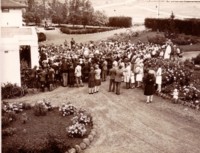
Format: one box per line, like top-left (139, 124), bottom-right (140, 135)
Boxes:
top-left (146, 101), bottom-right (150, 104)
top-left (150, 100), bottom-right (153, 103)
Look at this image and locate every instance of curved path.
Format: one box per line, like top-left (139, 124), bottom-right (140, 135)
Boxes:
top-left (6, 80), bottom-right (200, 153)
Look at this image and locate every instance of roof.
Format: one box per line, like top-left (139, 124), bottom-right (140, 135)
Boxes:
top-left (1, 27), bottom-right (32, 38)
top-left (1, 0), bottom-right (27, 9)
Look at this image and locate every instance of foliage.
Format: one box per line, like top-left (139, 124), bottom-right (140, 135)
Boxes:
top-left (67, 122), bottom-right (87, 138)
top-left (92, 10), bottom-right (109, 26)
top-left (33, 99), bottom-right (53, 116)
top-left (108, 16), bottom-right (132, 27)
top-left (72, 109), bottom-right (93, 125)
top-left (60, 26), bottom-right (115, 34)
top-left (193, 53), bottom-right (200, 65)
top-left (147, 34), bottom-right (166, 45)
top-left (2, 128), bottom-right (17, 137)
top-left (59, 102), bottom-right (77, 116)
top-left (1, 83), bottom-right (26, 99)
top-left (145, 18), bottom-right (200, 36)
top-left (2, 112), bottom-right (17, 128)
top-left (37, 32), bottom-right (46, 42)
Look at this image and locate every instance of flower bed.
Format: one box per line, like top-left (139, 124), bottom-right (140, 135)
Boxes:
top-left (144, 58), bottom-right (200, 110)
top-left (2, 100), bottom-right (96, 153)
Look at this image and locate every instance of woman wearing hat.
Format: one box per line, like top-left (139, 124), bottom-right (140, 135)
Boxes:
top-left (143, 70), bottom-right (156, 103)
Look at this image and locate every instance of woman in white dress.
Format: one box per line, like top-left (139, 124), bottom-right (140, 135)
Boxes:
top-left (123, 62), bottom-right (131, 89)
top-left (156, 64), bottom-right (162, 92)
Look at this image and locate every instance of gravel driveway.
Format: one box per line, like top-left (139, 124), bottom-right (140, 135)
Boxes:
top-left (6, 80), bottom-right (200, 153)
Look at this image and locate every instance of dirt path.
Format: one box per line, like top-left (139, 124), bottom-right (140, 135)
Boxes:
top-left (6, 80), bottom-right (200, 153)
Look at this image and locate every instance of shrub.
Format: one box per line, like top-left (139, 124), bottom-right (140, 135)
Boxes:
top-left (147, 34), bottom-right (166, 45)
top-left (33, 101), bottom-right (47, 116)
top-left (2, 128), bottom-right (17, 137)
top-left (2, 112), bottom-right (17, 128)
top-left (60, 27), bottom-right (114, 34)
top-left (108, 16), bottom-right (132, 27)
top-left (193, 53), bottom-right (200, 65)
top-left (37, 32), bottom-right (46, 42)
top-left (145, 18), bottom-right (200, 36)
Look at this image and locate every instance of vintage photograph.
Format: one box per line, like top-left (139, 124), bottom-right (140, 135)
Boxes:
top-left (1, 0), bottom-right (200, 152)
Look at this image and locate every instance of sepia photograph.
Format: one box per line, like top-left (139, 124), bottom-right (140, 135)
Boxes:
top-left (1, 0), bottom-right (200, 152)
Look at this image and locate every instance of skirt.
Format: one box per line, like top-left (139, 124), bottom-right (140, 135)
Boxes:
top-left (95, 79), bottom-right (101, 86)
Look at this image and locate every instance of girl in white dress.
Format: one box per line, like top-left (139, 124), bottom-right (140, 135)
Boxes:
top-left (156, 65), bottom-right (162, 92)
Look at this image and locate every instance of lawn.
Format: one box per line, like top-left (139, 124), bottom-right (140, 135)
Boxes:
top-left (2, 107), bottom-right (92, 153)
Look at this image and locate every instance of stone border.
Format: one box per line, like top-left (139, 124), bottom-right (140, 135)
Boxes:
top-left (157, 92), bottom-right (200, 111)
top-left (67, 115), bottom-right (98, 153)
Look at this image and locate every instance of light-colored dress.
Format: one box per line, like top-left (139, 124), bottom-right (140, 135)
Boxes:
top-left (156, 67), bottom-right (162, 85)
top-left (123, 65), bottom-right (131, 83)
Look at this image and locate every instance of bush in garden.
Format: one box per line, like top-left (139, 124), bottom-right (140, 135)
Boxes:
top-left (72, 109), bottom-right (93, 125)
top-left (193, 53), bottom-right (200, 65)
top-left (147, 34), bottom-right (166, 45)
top-left (33, 101), bottom-right (48, 116)
top-left (108, 16), bottom-right (132, 27)
top-left (145, 18), bottom-right (200, 36)
top-left (2, 112), bottom-right (17, 128)
top-left (67, 122), bottom-right (87, 138)
top-left (2, 128), bottom-right (17, 137)
top-left (37, 32), bottom-right (46, 42)
top-left (59, 102), bottom-right (77, 116)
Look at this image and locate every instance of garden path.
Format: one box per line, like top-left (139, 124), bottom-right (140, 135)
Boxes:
top-left (6, 80), bottom-right (200, 153)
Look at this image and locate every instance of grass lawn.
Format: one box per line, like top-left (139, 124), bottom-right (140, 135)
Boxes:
top-left (2, 108), bottom-right (92, 153)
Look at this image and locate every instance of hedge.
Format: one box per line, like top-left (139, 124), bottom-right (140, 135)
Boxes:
top-left (60, 27), bottom-right (115, 34)
top-left (108, 16), bottom-right (132, 28)
top-left (37, 32), bottom-right (46, 42)
top-left (145, 18), bottom-right (200, 36)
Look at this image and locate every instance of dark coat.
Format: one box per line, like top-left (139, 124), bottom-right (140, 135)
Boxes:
top-left (143, 74), bottom-right (156, 96)
top-left (88, 70), bottom-right (95, 88)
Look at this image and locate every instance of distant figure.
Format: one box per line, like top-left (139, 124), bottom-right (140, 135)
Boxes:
top-left (115, 65), bottom-right (124, 95)
top-left (70, 38), bottom-right (75, 50)
top-left (164, 43), bottom-right (171, 59)
top-left (88, 67), bottom-right (95, 94)
top-left (94, 64), bottom-right (101, 93)
top-left (108, 64), bottom-right (117, 92)
top-left (172, 88), bottom-right (179, 104)
top-left (156, 64), bottom-right (162, 93)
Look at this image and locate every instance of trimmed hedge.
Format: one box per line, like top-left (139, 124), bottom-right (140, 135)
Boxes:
top-left (108, 16), bottom-right (132, 28)
top-left (37, 32), bottom-right (46, 42)
top-left (60, 27), bottom-right (115, 34)
top-left (145, 18), bottom-right (200, 36)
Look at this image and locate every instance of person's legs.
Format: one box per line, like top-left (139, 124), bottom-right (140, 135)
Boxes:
top-left (109, 79), bottom-right (112, 92)
top-left (146, 96), bottom-right (150, 103)
top-left (150, 95), bottom-right (153, 102)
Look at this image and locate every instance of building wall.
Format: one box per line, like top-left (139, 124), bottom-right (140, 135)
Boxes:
top-left (1, 9), bottom-right (23, 27)
top-left (0, 38), bottom-right (21, 86)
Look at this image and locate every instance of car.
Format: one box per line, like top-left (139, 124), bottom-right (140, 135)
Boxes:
top-left (44, 25), bottom-right (55, 30)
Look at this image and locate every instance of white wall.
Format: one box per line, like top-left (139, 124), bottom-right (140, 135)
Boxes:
top-left (1, 9), bottom-right (23, 27)
top-left (0, 38), bottom-right (21, 86)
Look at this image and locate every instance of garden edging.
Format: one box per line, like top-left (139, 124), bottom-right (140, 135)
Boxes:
top-left (67, 115), bottom-right (98, 153)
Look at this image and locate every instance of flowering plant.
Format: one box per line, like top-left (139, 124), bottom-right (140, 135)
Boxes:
top-left (67, 122), bottom-right (87, 138)
top-left (33, 100), bottom-right (50, 116)
top-left (71, 109), bottom-right (93, 125)
top-left (2, 102), bottom-right (23, 113)
top-left (59, 102), bottom-right (77, 116)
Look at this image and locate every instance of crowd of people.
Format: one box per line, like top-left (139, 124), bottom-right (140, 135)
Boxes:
top-left (23, 37), bottom-right (198, 104)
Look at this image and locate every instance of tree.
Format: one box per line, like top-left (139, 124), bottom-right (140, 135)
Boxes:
top-left (27, 0), bottom-right (34, 11)
top-left (92, 10), bottom-right (108, 26)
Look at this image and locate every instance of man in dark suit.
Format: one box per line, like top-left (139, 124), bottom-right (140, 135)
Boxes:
top-left (115, 65), bottom-right (124, 95)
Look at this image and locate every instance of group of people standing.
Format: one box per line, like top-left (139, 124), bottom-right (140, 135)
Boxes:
top-left (25, 37), bottom-right (182, 103)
